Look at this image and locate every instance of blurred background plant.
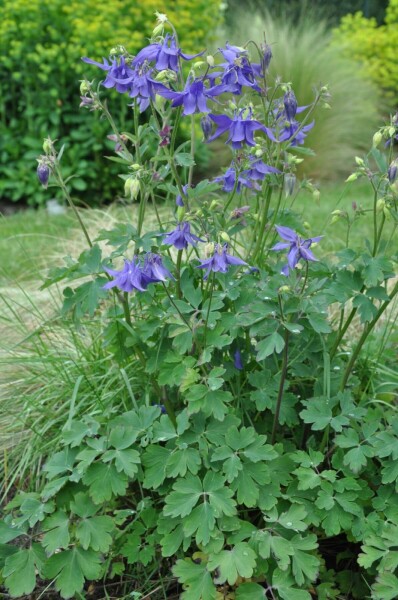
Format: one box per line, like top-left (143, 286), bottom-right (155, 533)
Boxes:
top-left (0, 0), bottom-right (222, 206)
top-left (332, 0), bottom-right (398, 107)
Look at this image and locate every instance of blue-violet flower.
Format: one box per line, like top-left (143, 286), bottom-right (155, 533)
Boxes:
top-left (272, 225), bottom-right (323, 276)
top-left (163, 221), bottom-right (204, 250)
top-left (196, 243), bottom-right (247, 279)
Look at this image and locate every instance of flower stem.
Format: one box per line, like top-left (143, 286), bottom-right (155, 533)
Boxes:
top-left (271, 329), bottom-right (289, 444)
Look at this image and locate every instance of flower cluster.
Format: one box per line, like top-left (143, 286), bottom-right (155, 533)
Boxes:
top-left (103, 253), bottom-right (173, 293)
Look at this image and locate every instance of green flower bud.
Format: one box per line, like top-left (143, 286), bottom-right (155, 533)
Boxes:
top-left (209, 199), bottom-right (219, 211)
top-left (152, 23), bottom-right (164, 36)
top-left (205, 242), bottom-right (215, 256)
top-left (345, 173), bottom-right (358, 183)
top-left (383, 206), bottom-right (391, 219)
top-left (355, 156), bottom-right (365, 167)
top-left (220, 231), bottom-right (230, 243)
top-left (124, 176), bottom-right (140, 200)
top-left (279, 285), bottom-right (290, 294)
top-left (372, 131), bottom-right (383, 147)
top-left (206, 55), bottom-right (215, 67)
top-left (176, 206), bottom-right (186, 222)
top-left (313, 189), bottom-right (320, 203)
top-left (376, 199), bottom-right (385, 213)
top-left (131, 163), bottom-right (141, 171)
top-left (43, 138), bottom-right (53, 155)
top-left (80, 80), bottom-right (91, 95)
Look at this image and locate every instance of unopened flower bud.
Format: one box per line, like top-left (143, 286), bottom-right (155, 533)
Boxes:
top-left (255, 148), bottom-right (263, 158)
top-left (388, 127), bottom-right (396, 138)
top-left (37, 162), bottom-right (50, 188)
top-left (387, 159), bottom-right (398, 183)
top-left (176, 206), bottom-right (185, 222)
top-left (200, 115), bottom-right (212, 140)
top-left (261, 43), bottom-right (272, 71)
top-left (376, 199), bottom-right (385, 213)
top-left (193, 61), bottom-right (205, 70)
top-left (204, 242), bottom-right (215, 256)
top-left (372, 131), bottom-right (383, 147)
top-left (283, 90), bottom-right (297, 121)
top-left (124, 176), bottom-right (140, 200)
top-left (209, 199), bottom-right (219, 211)
top-left (284, 173), bottom-right (296, 196)
top-left (155, 69), bottom-right (176, 82)
top-left (383, 206), bottom-right (391, 219)
top-left (43, 138), bottom-right (53, 155)
top-left (80, 80), bottom-right (91, 95)
top-left (206, 55), bottom-right (215, 67)
top-left (279, 285), bottom-right (290, 294)
top-left (313, 189), bottom-right (320, 203)
top-left (152, 23), bottom-right (164, 36)
top-left (345, 173), bottom-right (359, 183)
top-left (355, 156), bottom-right (364, 167)
top-left (220, 231), bottom-right (230, 243)
top-left (131, 163), bottom-right (141, 171)
top-left (303, 221), bottom-right (311, 230)
top-left (323, 103), bottom-right (331, 110)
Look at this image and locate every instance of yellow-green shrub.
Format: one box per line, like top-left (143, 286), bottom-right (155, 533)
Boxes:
top-left (0, 0), bottom-right (222, 204)
top-left (332, 0), bottom-right (398, 104)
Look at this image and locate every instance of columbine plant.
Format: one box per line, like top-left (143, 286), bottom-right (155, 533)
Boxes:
top-left (2, 12), bottom-right (398, 600)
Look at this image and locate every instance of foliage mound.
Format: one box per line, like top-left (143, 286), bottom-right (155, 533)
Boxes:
top-left (1, 13), bottom-right (398, 600)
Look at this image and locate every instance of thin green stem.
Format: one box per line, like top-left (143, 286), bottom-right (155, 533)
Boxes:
top-left (271, 329), bottom-right (289, 444)
top-left (162, 282), bottom-right (192, 332)
top-left (203, 273), bottom-right (215, 348)
top-left (53, 165), bottom-right (93, 248)
top-left (176, 249), bottom-right (183, 299)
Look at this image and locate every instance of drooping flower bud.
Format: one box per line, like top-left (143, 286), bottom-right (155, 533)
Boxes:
top-left (200, 115), bottom-right (212, 140)
top-left (261, 43), bottom-right (272, 71)
top-left (387, 159), bottom-right (398, 183)
top-left (37, 162), bottom-right (50, 188)
top-left (372, 131), bottom-right (383, 148)
top-left (376, 199), bottom-right (385, 213)
top-left (124, 176), bottom-right (140, 200)
top-left (284, 173), bottom-right (296, 196)
top-left (283, 90), bottom-right (297, 122)
top-left (233, 349), bottom-right (244, 370)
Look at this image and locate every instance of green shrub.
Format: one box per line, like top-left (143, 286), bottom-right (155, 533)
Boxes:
top-left (0, 0), bottom-right (222, 205)
top-left (332, 0), bottom-right (398, 105)
top-left (222, 11), bottom-right (382, 181)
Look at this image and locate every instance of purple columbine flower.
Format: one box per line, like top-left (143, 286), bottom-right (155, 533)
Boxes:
top-left (163, 221), bottom-right (204, 250)
top-left (217, 43), bottom-right (262, 93)
top-left (103, 258), bottom-right (157, 293)
top-left (278, 120), bottom-right (314, 147)
top-left (214, 166), bottom-right (255, 192)
top-left (154, 77), bottom-right (228, 115)
top-left (246, 156), bottom-right (280, 180)
top-left (196, 244), bottom-right (247, 279)
top-left (208, 109), bottom-right (277, 149)
top-left (132, 34), bottom-right (203, 72)
top-left (82, 56), bottom-right (135, 93)
top-left (37, 162), bottom-right (50, 188)
top-left (127, 62), bottom-right (157, 112)
top-left (272, 225), bottom-right (323, 276)
top-left (143, 253), bottom-right (174, 282)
